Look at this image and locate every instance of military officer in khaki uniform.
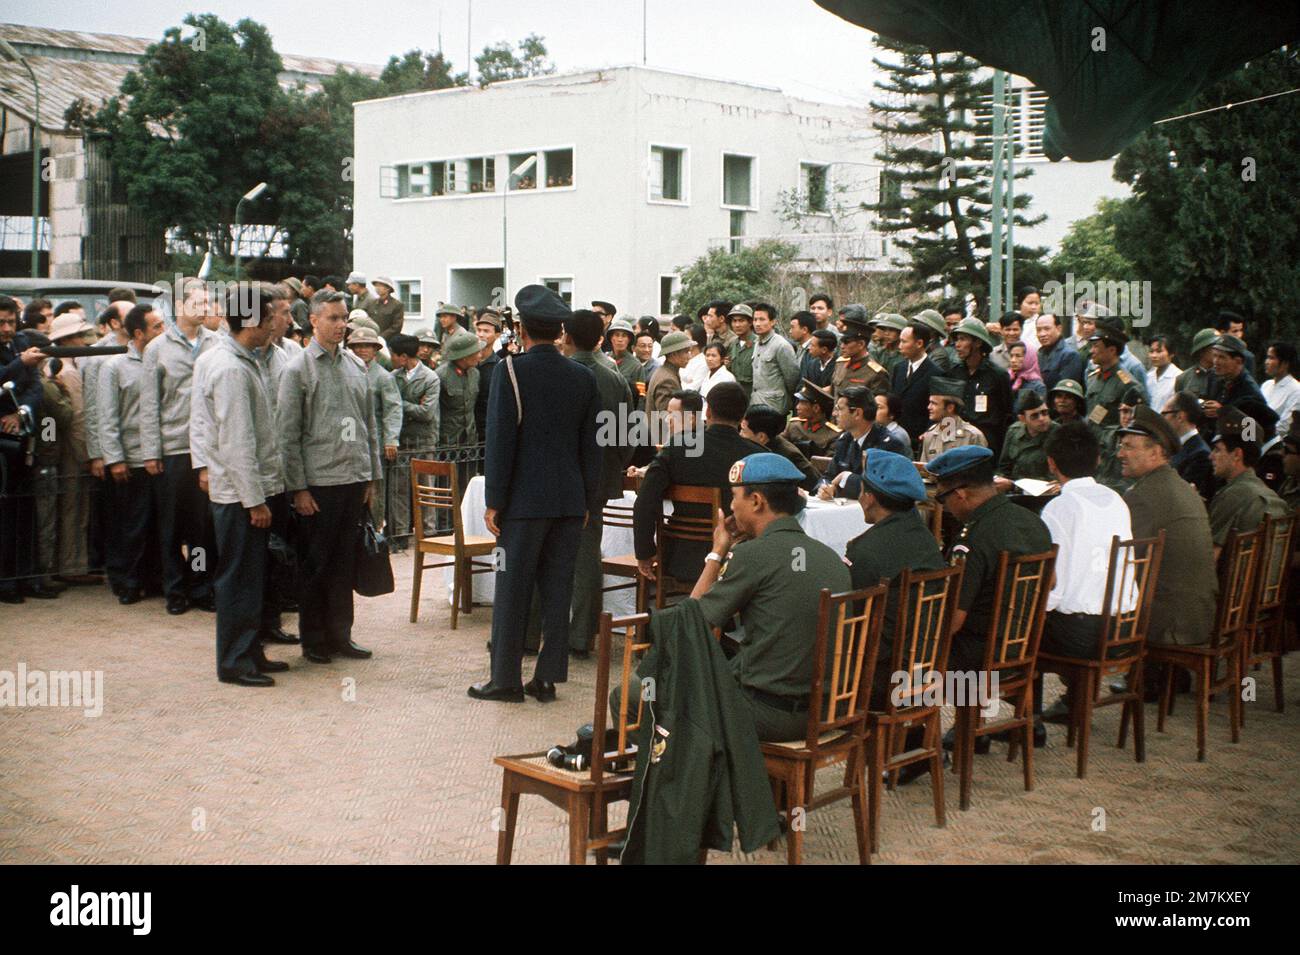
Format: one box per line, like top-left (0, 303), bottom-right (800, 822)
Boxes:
top-left (782, 379), bottom-right (840, 457)
top-left (918, 377), bottom-right (987, 468)
top-left (832, 305), bottom-right (888, 398)
top-left (1085, 316), bottom-right (1145, 428)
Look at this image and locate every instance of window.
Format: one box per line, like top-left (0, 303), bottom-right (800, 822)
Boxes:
top-left (801, 162), bottom-right (830, 214)
top-left (722, 153), bottom-right (755, 208)
top-left (658, 275), bottom-right (679, 315)
top-left (729, 210), bottom-right (746, 254)
top-left (973, 85), bottom-right (1048, 159)
top-left (467, 156), bottom-right (495, 193)
top-left (544, 148), bottom-right (573, 188)
top-left (396, 280), bottom-right (423, 316)
top-left (508, 152), bottom-right (538, 190)
top-left (398, 162), bottom-right (433, 198)
top-left (650, 146), bottom-right (685, 202)
top-left (542, 276), bottom-right (573, 306)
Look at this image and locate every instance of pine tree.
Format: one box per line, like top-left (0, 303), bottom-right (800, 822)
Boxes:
top-left (866, 35), bottom-right (1044, 309)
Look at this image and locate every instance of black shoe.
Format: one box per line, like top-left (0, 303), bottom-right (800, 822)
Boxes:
top-left (0, 589), bottom-right (23, 604)
top-left (118, 589), bottom-right (144, 605)
top-left (260, 628), bottom-right (299, 645)
top-left (1041, 700), bottom-right (1072, 725)
top-left (894, 752), bottom-right (951, 786)
top-left (165, 594), bottom-right (189, 615)
top-left (524, 678), bottom-right (557, 703)
top-left (333, 641), bottom-right (373, 659)
top-left (467, 680), bottom-right (525, 703)
top-left (991, 721), bottom-right (1048, 748)
top-left (219, 672), bottom-right (275, 687)
top-left (302, 648), bottom-right (333, 664)
top-left (24, 582), bottom-right (61, 599)
top-left (193, 596), bottom-right (217, 613)
top-left (942, 728), bottom-right (991, 755)
top-left (255, 657), bottom-right (290, 673)
top-left (523, 646), bottom-right (539, 657)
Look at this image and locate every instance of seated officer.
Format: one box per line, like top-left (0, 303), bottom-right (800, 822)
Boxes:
top-left (740, 405), bottom-right (820, 492)
top-left (995, 389), bottom-right (1058, 491)
top-left (818, 385), bottom-right (909, 499)
top-left (1208, 405), bottom-right (1288, 561)
top-left (615, 453), bottom-right (852, 743)
top-left (782, 378), bottom-right (839, 458)
top-left (918, 377), bottom-right (987, 469)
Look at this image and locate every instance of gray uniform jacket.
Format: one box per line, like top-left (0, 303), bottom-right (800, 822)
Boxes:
top-left (190, 336), bottom-right (284, 508)
top-left (394, 360), bottom-right (440, 449)
top-left (139, 323), bottom-right (219, 460)
top-left (365, 359), bottom-right (404, 450)
top-left (276, 340), bottom-right (382, 490)
top-left (81, 336), bottom-right (124, 461)
top-left (750, 330), bottom-right (800, 415)
top-left (97, 344), bottom-right (148, 468)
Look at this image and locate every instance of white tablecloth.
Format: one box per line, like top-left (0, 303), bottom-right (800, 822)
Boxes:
top-left (445, 476), bottom-right (869, 614)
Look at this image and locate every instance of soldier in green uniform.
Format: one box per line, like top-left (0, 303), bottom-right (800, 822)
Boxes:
top-left (872, 313), bottom-right (908, 376)
top-left (1085, 316), bottom-right (1145, 428)
top-left (605, 317), bottom-right (642, 391)
top-left (950, 317), bottom-right (1013, 457)
top-left (918, 377), bottom-right (987, 467)
top-left (995, 390), bottom-right (1058, 490)
top-left (1050, 378), bottom-right (1087, 424)
top-left (437, 331), bottom-right (483, 496)
top-left (364, 276), bottom-right (406, 342)
top-left (726, 304), bottom-right (757, 400)
top-left (346, 324), bottom-right (402, 532)
top-left (416, 330), bottom-right (440, 370)
top-left (913, 308), bottom-right (956, 374)
top-left (782, 379), bottom-right (840, 458)
top-left (832, 306), bottom-right (889, 398)
top-left (1174, 327), bottom-right (1220, 401)
top-left (1208, 406), bottom-right (1290, 558)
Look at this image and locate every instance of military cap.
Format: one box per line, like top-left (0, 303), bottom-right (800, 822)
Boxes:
top-left (727, 303), bottom-right (754, 320)
top-left (606, 317), bottom-right (635, 336)
top-left (911, 308), bottom-right (948, 337)
top-left (1118, 405), bottom-right (1179, 457)
top-left (1016, 389), bottom-right (1046, 414)
top-left (1075, 301), bottom-right (1112, 320)
top-left (952, 317), bottom-right (995, 350)
top-left (1119, 385), bottom-right (1144, 407)
top-left (1216, 399), bottom-right (1278, 444)
top-left (728, 452), bottom-right (805, 487)
top-left (839, 303), bottom-right (870, 326)
top-left (514, 284), bottom-right (571, 325)
top-left (658, 330), bottom-right (693, 356)
top-left (348, 314), bottom-right (381, 335)
top-left (345, 271), bottom-right (367, 286)
top-left (348, 308), bottom-right (369, 323)
top-left (1050, 378), bottom-right (1085, 400)
top-left (436, 303), bottom-right (464, 319)
top-left (924, 445), bottom-right (994, 482)
top-left (875, 312), bottom-right (908, 332)
top-left (474, 310), bottom-right (502, 330)
top-left (417, 330), bottom-right (440, 347)
top-left (282, 276), bottom-right (303, 295)
top-left (1189, 327), bottom-right (1219, 356)
top-left (591, 300), bottom-right (617, 316)
top-left (1088, 315), bottom-right (1129, 346)
top-left (794, 378), bottom-right (835, 415)
top-left (858, 448), bottom-right (928, 503)
top-left (372, 276), bottom-right (397, 294)
top-left (930, 377), bottom-right (966, 406)
top-left (442, 331), bottom-right (484, 362)
top-left (1210, 333), bottom-right (1248, 359)
top-left (346, 325), bottom-right (381, 347)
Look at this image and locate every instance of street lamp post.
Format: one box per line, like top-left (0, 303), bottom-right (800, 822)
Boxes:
top-left (501, 154), bottom-right (536, 304)
top-left (233, 182), bottom-right (268, 281)
top-left (0, 39), bottom-right (42, 278)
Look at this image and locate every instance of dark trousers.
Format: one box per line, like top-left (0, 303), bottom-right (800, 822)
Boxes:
top-left (260, 492), bottom-right (290, 633)
top-left (1035, 611), bottom-right (1106, 713)
top-left (88, 473), bottom-right (110, 573)
top-left (211, 501), bottom-right (266, 678)
top-left (106, 468), bottom-right (155, 593)
top-left (157, 453), bottom-right (214, 601)
top-left (0, 455), bottom-right (34, 593)
top-left (295, 482), bottom-right (366, 653)
top-left (490, 515), bottom-right (583, 688)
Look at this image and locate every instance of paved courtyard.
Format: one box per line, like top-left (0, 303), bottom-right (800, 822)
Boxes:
top-left (2, 559), bottom-right (1298, 865)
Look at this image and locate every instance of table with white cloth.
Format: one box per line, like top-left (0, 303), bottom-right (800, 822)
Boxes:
top-left (445, 476), bottom-right (869, 615)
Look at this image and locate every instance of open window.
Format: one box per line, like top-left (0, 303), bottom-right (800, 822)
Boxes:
top-left (722, 153), bottom-right (755, 209)
top-left (650, 146), bottom-right (686, 202)
top-left (544, 148), bottom-right (573, 188)
top-left (801, 162), bottom-right (830, 214)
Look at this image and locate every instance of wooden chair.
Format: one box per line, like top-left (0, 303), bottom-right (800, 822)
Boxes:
top-left (408, 460), bottom-right (496, 629)
top-left (951, 547), bottom-right (1057, 811)
top-left (916, 498), bottom-right (945, 545)
top-left (1038, 533), bottom-right (1165, 778)
top-left (599, 474), bottom-right (648, 613)
top-left (811, 454), bottom-right (832, 477)
top-left (866, 564), bottom-right (964, 852)
top-left (652, 485), bottom-right (722, 609)
top-left (494, 611), bottom-right (650, 864)
top-left (762, 584), bottom-right (887, 865)
top-left (1148, 528), bottom-right (1261, 762)
top-left (1241, 513), bottom-right (1296, 717)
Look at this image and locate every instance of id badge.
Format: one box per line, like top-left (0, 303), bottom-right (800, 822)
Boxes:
top-left (974, 394), bottom-right (988, 414)
top-left (1088, 403), bottom-right (1109, 425)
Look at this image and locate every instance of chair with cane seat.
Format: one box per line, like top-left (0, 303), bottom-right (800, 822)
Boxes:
top-left (1241, 513), bottom-right (1296, 718)
top-left (951, 546), bottom-right (1057, 811)
top-left (494, 611), bottom-right (650, 864)
top-left (1037, 533), bottom-right (1164, 778)
top-left (1148, 527), bottom-right (1261, 762)
top-left (408, 460), bottom-right (496, 628)
top-left (761, 584), bottom-right (887, 865)
top-left (652, 485), bottom-right (722, 609)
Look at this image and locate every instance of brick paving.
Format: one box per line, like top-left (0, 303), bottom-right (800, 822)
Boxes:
top-left (2, 560), bottom-right (1298, 865)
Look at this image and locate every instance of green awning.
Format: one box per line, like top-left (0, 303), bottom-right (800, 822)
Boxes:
top-left (815, 0), bottom-right (1300, 161)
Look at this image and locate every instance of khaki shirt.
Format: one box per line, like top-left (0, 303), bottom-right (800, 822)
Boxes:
top-left (997, 420), bottom-right (1057, 481)
top-left (832, 353), bottom-right (888, 398)
top-left (1209, 469), bottom-right (1290, 547)
top-left (364, 295), bottom-right (406, 340)
top-left (919, 416), bottom-right (987, 465)
top-left (1085, 364), bottom-right (1140, 428)
top-left (436, 360), bottom-right (479, 446)
top-left (782, 417), bottom-right (839, 457)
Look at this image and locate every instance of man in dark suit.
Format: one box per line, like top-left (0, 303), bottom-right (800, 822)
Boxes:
top-left (470, 285), bottom-right (601, 703)
top-left (1164, 390), bottom-right (1214, 500)
top-left (816, 385), bottom-right (910, 499)
top-left (633, 381), bottom-right (764, 587)
top-left (890, 323), bottom-right (937, 444)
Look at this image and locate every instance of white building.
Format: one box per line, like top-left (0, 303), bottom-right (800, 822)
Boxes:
top-left (352, 65), bottom-right (893, 328)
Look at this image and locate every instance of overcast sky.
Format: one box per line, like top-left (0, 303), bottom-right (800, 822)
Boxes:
top-left (1, 0), bottom-right (885, 103)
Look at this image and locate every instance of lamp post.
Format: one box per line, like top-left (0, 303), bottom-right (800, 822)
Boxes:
top-left (501, 154), bottom-right (536, 304)
top-left (233, 182), bottom-right (268, 281)
top-left (0, 39), bottom-right (42, 278)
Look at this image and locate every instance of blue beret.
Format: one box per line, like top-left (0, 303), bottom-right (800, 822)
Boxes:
top-left (728, 452), bottom-right (804, 486)
top-left (514, 284), bottom-right (572, 325)
top-left (924, 444), bottom-right (993, 480)
top-left (856, 449), bottom-right (927, 503)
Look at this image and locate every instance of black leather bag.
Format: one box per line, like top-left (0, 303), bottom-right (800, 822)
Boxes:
top-left (354, 517), bottom-right (394, 597)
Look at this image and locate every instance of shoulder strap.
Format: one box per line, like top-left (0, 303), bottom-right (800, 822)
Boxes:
top-left (505, 354), bottom-right (523, 427)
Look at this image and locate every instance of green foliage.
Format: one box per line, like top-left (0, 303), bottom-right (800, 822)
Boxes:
top-left (475, 33), bottom-right (554, 86)
top-left (1050, 198), bottom-right (1137, 284)
top-left (674, 241), bottom-right (800, 317)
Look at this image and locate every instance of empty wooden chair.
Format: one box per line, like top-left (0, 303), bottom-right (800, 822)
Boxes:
top-left (652, 485), bottom-right (721, 609)
top-left (1148, 528), bottom-right (1261, 761)
top-left (866, 564), bottom-right (963, 852)
top-left (1038, 533), bottom-right (1164, 778)
top-left (599, 476), bottom-right (648, 613)
top-left (408, 459), bottom-right (496, 629)
top-left (762, 584), bottom-right (887, 865)
top-left (1241, 513), bottom-right (1296, 717)
top-left (951, 547), bottom-right (1057, 811)
top-left (494, 611), bottom-right (650, 864)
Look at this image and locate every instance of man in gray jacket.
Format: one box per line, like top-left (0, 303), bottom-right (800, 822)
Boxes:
top-left (278, 290), bottom-right (382, 663)
top-left (82, 300), bottom-right (131, 575)
top-left (140, 279), bottom-right (220, 615)
top-left (388, 333), bottom-right (440, 544)
top-left (191, 284), bottom-right (289, 687)
top-left (347, 323), bottom-right (402, 533)
top-left (98, 303), bottom-right (165, 603)
top-left (749, 303), bottom-right (800, 415)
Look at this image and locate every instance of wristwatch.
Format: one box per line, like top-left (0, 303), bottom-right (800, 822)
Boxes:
top-left (705, 552), bottom-right (724, 564)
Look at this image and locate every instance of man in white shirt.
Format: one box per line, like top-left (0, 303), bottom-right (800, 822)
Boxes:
top-left (1144, 334), bottom-right (1182, 413)
top-left (1036, 420), bottom-right (1136, 724)
top-left (1261, 341), bottom-right (1300, 438)
top-left (679, 326), bottom-right (709, 394)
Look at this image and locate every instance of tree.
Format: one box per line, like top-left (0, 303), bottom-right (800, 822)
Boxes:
top-left (475, 33), bottom-right (554, 86)
top-left (380, 49), bottom-right (467, 91)
top-left (674, 241), bottom-right (799, 318)
top-left (866, 35), bottom-right (1046, 309)
top-left (1050, 198), bottom-right (1137, 285)
top-left (1109, 47), bottom-right (1300, 347)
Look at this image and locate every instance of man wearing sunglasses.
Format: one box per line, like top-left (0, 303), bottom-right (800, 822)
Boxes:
top-left (994, 390), bottom-right (1059, 493)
